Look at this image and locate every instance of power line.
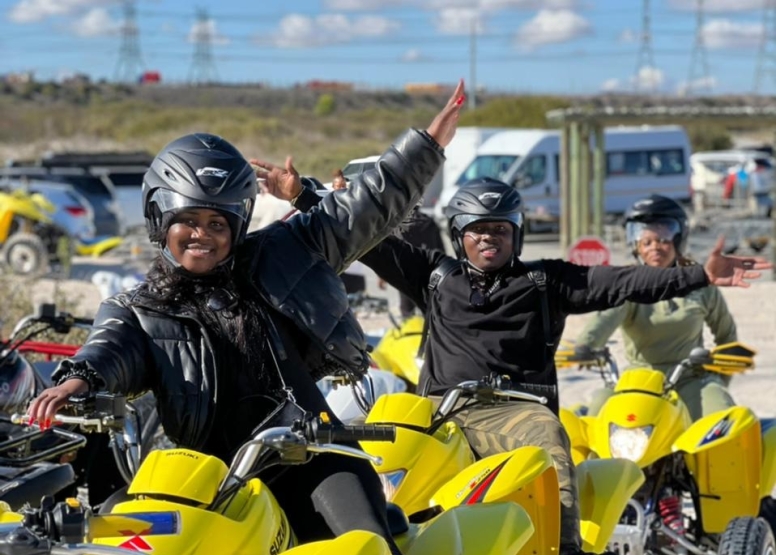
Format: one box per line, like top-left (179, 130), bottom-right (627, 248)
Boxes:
top-left (114, 0), bottom-right (144, 83)
top-left (754, 0), bottom-right (776, 94)
top-left (188, 8), bottom-right (219, 85)
top-left (686, 0), bottom-right (713, 95)
top-left (634, 0), bottom-right (660, 94)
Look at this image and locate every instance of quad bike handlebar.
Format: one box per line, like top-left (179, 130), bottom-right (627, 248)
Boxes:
top-left (435, 373), bottom-right (549, 422)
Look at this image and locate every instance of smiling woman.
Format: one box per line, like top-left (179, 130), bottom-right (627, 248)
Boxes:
top-left (166, 208), bottom-right (232, 274)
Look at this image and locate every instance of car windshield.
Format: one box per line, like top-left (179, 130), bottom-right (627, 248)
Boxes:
top-left (456, 155), bottom-right (519, 185)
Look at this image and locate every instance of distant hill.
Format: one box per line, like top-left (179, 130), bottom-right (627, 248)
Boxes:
top-left (1, 82), bottom-right (772, 177)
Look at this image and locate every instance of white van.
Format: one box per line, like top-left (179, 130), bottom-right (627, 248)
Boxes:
top-left (338, 127), bottom-right (506, 209)
top-left (435, 125), bottom-right (692, 228)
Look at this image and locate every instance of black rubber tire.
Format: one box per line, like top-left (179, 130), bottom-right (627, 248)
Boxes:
top-left (718, 517), bottom-right (776, 555)
top-left (1, 232), bottom-right (49, 276)
top-left (759, 497), bottom-right (776, 538)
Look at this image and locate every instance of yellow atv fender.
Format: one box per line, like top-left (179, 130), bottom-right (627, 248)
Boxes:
top-left (363, 393), bottom-right (474, 516)
top-left (401, 502), bottom-right (535, 555)
top-left (286, 530), bottom-right (393, 555)
top-left (761, 419), bottom-right (776, 498)
top-left (673, 406), bottom-right (761, 533)
top-left (430, 447), bottom-right (560, 555)
top-left (560, 407), bottom-right (591, 466)
top-left (576, 458), bottom-right (645, 554)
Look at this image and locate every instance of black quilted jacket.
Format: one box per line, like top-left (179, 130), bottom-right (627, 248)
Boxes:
top-left (52, 129), bottom-right (444, 448)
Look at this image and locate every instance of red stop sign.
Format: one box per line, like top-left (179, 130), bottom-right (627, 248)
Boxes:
top-left (568, 236), bottom-right (611, 266)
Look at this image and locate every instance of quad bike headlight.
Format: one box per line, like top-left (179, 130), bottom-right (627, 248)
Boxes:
top-left (609, 424), bottom-right (654, 462)
top-left (378, 470), bottom-right (406, 501)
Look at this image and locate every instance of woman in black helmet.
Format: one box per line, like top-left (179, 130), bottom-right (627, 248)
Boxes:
top-left (275, 176), bottom-right (769, 555)
top-left (576, 194), bottom-right (737, 420)
top-left (24, 82), bottom-right (465, 553)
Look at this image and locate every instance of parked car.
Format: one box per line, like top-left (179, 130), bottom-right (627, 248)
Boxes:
top-left (690, 150), bottom-right (774, 214)
top-left (1, 152), bottom-right (152, 237)
top-left (17, 180), bottom-right (96, 241)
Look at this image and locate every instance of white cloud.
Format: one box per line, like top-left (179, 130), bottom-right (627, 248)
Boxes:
top-left (668, 0), bottom-right (767, 12)
top-left (9, 0), bottom-right (112, 23)
top-left (632, 66), bottom-right (665, 91)
top-left (426, 0), bottom-right (578, 8)
top-left (188, 19), bottom-right (230, 46)
top-left (514, 9), bottom-right (592, 49)
top-left (601, 78), bottom-right (621, 92)
top-left (272, 13), bottom-right (401, 48)
top-left (677, 76), bottom-right (718, 96)
top-left (324, 0), bottom-right (404, 8)
top-left (433, 8), bottom-right (485, 35)
top-left (702, 18), bottom-right (763, 49)
top-left (401, 48), bottom-right (424, 62)
top-left (69, 7), bottom-right (119, 37)
top-left (619, 28), bottom-right (637, 43)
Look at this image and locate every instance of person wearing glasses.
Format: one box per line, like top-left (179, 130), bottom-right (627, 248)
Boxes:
top-left (576, 194), bottom-right (738, 420)
top-left (270, 177), bottom-right (769, 555)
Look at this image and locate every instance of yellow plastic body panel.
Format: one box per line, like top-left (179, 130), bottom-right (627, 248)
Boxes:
top-left (285, 531), bottom-right (392, 555)
top-left (577, 459), bottom-right (645, 554)
top-left (761, 420), bottom-right (776, 497)
top-left (613, 368), bottom-right (666, 395)
top-left (673, 407), bottom-right (762, 533)
top-left (590, 385), bottom-right (691, 468)
top-left (364, 393), bottom-right (474, 516)
top-left (560, 408), bottom-right (591, 466)
top-left (92, 477), bottom-right (291, 555)
top-left (127, 449), bottom-right (228, 505)
top-left (430, 447), bottom-right (560, 555)
top-left (370, 317), bottom-right (424, 385)
top-left (76, 236), bottom-right (124, 257)
top-left (399, 502), bottom-right (535, 555)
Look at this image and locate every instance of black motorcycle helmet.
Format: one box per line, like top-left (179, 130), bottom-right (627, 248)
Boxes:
top-left (0, 351), bottom-right (36, 415)
top-left (142, 133), bottom-right (257, 252)
top-left (624, 194), bottom-right (689, 259)
top-left (445, 177), bottom-right (525, 258)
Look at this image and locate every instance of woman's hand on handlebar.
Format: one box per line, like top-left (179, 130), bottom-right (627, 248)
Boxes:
top-left (27, 379), bottom-right (89, 429)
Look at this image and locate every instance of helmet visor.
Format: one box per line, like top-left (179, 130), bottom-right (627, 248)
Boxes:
top-left (452, 212), bottom-right (524, 232)
top-left (152, 188), bottom-right (252, 222)
top-left (626, 218), bottom-right (681, 249)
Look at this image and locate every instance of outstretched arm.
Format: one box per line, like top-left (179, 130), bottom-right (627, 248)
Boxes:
top-left (251, 81), bottom-right (465, 274)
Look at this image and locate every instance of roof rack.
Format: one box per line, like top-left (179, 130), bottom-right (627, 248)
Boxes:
top-left (5, 151), bottom-right (153, 169)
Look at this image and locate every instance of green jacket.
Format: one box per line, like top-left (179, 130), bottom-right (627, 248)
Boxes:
top-left (575, 283), bottom-right (737, 373)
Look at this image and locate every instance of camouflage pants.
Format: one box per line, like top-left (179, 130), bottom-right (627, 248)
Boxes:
top-left (430, 397), bottom-right (580, 550)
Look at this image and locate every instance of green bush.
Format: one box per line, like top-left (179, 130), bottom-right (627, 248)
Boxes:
top-left (314, 94), bottom-right (336, 117)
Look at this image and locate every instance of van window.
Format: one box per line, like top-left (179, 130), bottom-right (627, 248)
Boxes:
top-left (513, 155), bottom-right (547, 188)
top-left (607, 149), bottom-right (685, 176)
top-left (456, 155), bottom-right (519, 185)
top-left (649, 149), bottom-right (685, 175)
top-left (341, 163), bottom-right (363, 177)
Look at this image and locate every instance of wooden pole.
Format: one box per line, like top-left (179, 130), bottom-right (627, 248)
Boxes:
top-left (593, 123), bottom-right (605, 238)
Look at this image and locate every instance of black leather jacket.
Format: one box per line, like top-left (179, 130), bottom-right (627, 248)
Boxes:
top-left (52, 129), bottom-right (444, 449)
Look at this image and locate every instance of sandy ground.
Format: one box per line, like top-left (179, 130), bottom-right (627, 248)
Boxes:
top-left (43, 230), bottom-right (776, 418)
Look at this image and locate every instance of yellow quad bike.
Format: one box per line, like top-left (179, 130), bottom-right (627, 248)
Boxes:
top-left (560, 342), bottom-right (776, 555)
top-left (347, 293), bottom-right (424, 391)
top-left (0, 188), bottom-right (123, 276)
top-left (369, 315), bottom-right (424, 390)
top-left (362, 374), bottom-right (645, 554)
top-left (1, 394), bottom-right (534, 555)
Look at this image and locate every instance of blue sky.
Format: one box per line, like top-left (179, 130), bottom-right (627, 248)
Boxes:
top-left (2, 0), bottom-right (774, 95)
